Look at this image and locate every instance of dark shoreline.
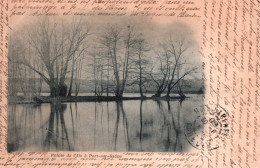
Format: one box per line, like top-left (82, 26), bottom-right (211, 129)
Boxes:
top-left (8, 95), bottom-right (192, 104)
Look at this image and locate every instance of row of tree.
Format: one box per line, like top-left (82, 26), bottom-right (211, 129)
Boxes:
top-left (8, 18), bottom-right (199, 98)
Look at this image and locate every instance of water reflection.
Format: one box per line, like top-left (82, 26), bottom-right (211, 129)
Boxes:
top-left (113, 101), bottom-right (130, 151)
top-left (44, 103), bottom-right (72, 151)
top-left (139, 100), bottom-right (143, 150)
top-left (8, 95), bottom-right (203, 152)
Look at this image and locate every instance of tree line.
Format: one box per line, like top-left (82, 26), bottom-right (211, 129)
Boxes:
top-left (8, 17), bottom-right (199, 99)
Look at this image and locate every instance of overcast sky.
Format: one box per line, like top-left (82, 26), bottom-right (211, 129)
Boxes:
top-left (10, 16), bottom-right (202, 80)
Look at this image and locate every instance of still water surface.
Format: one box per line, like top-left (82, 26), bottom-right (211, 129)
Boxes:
top-left (8, 94), bottom-right (203, 152)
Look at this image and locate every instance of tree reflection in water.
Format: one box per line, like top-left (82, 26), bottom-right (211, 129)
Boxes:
top-left (44, 103), bottom-right (71, 151)
top-left (166, 100), bottom-right (183, 152)
top-left (112, 101), bottom-right (130, 151)
top-left (139, 99), bottom-right (185, 152)
top-left (139, 100), bottom-right (143, 150)
top-left (8, 104), bottom-right (46, 152)
top-left (8, 96), bottom-right (202, 152)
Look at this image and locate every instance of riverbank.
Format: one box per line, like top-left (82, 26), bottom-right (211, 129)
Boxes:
top-left (8, 95), bottom-right (189, 104)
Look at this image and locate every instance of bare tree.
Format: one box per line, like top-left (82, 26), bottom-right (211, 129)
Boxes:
top-left (165, 37), bottom-right (197, 98)
top-left (150, 35), bottom-right (197, 98)
top-left (106, 49), bottom-right (110, 96)
top-left (96, 64), bottom-right (104, 96)
top-left (89, 49), bottom-right (98, 96)
top-left (74, 57), bottom-right (83, 97)
top-left (36, 63), bottom-right (44, 96)
top-left (8, 38), bottom-right (20, 96)
top-left (10, 17), bottom-right (90, 97)
top-left (8, 36), bottom-right (38, 97)
top-left (150, 46), bottom-right (171, 97)
top-left (89, 46), bottom-right (105, 96)
top-left (101, 25), bottom-right (138, 98)
top-left (94, 47), bottom-right (112, 97)
top-left (67, 48), bottom-right (86, 96)
top-left (129, 36), bottom-right (150, 97)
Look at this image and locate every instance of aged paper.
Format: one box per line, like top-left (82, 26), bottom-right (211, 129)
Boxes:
top-left (0, 0), bottom-right (260, 167)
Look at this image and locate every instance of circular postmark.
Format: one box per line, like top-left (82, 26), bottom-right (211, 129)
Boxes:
top-left (184, 104), bottom-right (229, 151)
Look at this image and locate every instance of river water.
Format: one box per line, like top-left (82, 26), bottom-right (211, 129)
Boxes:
top-left (7, 94), bottom-right (204, 152)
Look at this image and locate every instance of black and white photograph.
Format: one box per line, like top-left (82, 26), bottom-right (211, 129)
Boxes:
top-left (7, 16), bottom-right (204, 152)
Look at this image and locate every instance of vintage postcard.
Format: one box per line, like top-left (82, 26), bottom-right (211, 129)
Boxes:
top-left (0, 0), bottom-right (259, 167)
